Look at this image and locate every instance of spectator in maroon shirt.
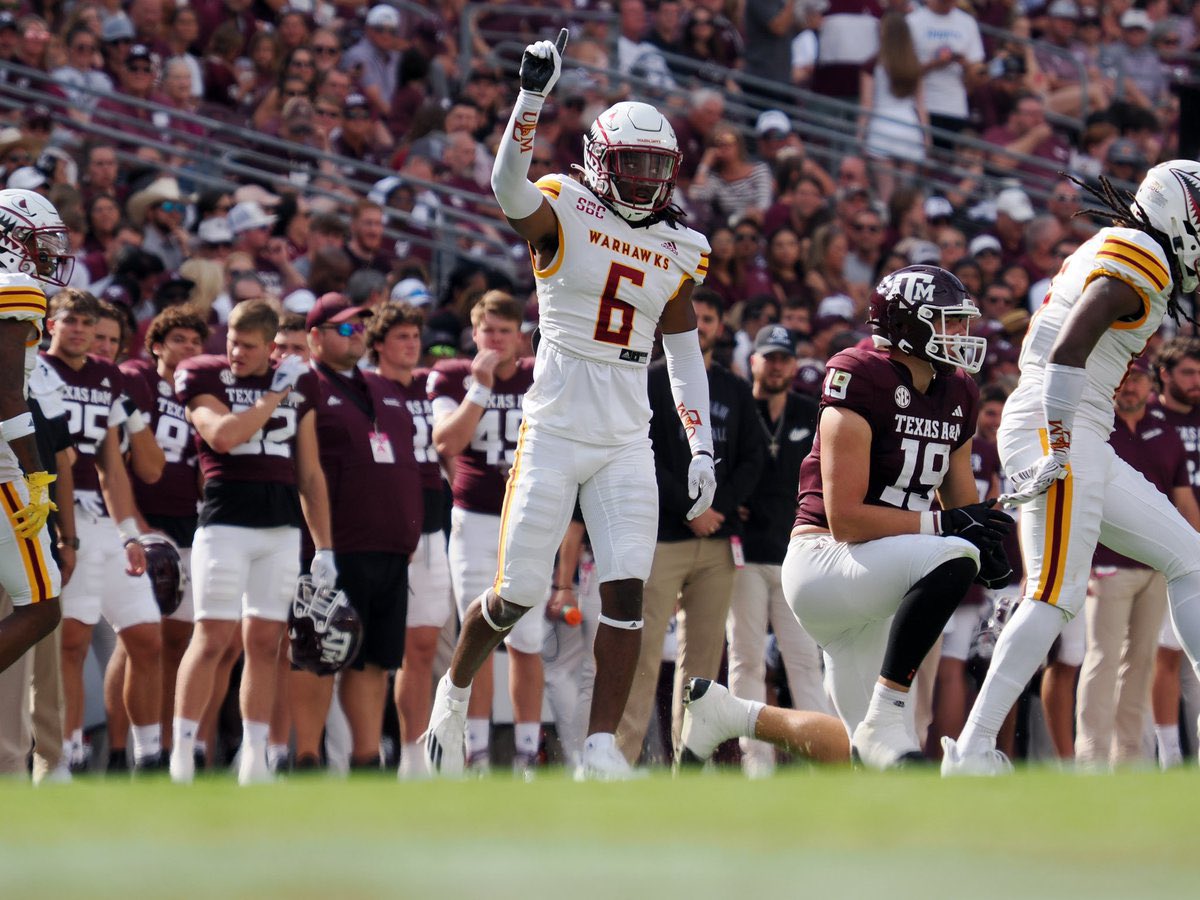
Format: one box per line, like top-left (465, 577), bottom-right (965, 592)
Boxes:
top-left (982, 91), bottom-right (1071, 182)
top-left (129, 0), bottom-right (170, 58)
top-left (669, 87), bottom-right (725, 185)
top-left (193, 0), bottom-right (258, 57)
top-left (331, 93), bottom-right (389, 187)
top-left (94, 44), bottom-right (166, 147)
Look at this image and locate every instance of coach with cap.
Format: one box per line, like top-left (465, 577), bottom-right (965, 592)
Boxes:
top-left (725, 323), bottom-right (830, 775)
top-left (289, 292), bottom-right (422, 770)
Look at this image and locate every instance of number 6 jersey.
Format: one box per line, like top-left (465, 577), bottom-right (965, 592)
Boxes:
top-left (522, 174), bottom-right (710, 445)
top-left (794, 346), bottom-right (979, 530)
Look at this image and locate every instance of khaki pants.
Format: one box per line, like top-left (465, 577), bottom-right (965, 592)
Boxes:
top-left (616, 538), bottom-right (735, 763)
top-left (0, 587), bottom-right (65, 778)
top-left (1075, 567), bottom-right (1167, 768)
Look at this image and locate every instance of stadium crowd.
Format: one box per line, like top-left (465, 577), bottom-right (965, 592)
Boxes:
top-left (1, 0), bottom-right (1200, 781)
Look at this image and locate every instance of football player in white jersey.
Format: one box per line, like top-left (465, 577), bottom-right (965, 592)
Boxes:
top-left (0, 189), bottom-right (69, 673)
top-left (424, 29), bottom-right (717, 779)
top-left (945, 164), bottom-right (1200, 774)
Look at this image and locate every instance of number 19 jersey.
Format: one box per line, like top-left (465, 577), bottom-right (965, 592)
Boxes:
top-left (794, 347), bottom-right (979, 529)
top-left (522, 174), bottom-right (710, 445)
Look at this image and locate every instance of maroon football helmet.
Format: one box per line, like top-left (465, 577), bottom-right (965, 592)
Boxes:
top-left (868, 265), bottom-right (986, 373)
top-left (137, 534), bottom-right (184, 616)
top-left (288, 576), bottom-right (363, 676)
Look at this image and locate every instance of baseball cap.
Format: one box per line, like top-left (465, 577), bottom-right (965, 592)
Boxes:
top-left (755, 110), bottom-right (791, 138)
top-left (345, 93), bottom-right (369, 112)
top-left (423, 327), bottom-right (459, 358)
top-left (995, 188), bottom-right (1035, 223)
top-left (101, 283), bottom-right (134, 307)
top-left (924, 196), bottom-right (954, 221)
top-left (754, 324), bottom-right (796, 356)
top-left (816, 293), bottom-right (856, 321)
top-left (6, 166), bottom-right (47, 190)
top-left (0, 12), bottom-right (17, 33)
top-left (102, 13), bottom-right (135, 43)
top-left (908, 240), bottom-right (942, 266)
top-left (227, 201), bottom-right (277, 235)
top-left (197, 216), bottom-right (234, 245)
top-left (305, 292), bottom-right (374, 330)
top-left (1120, 9), bottom-right (1151, 30)
top-left (969, 233), bottom-right (1003, 257)
top-left (366, 4), bottom-right (401, 29)
top-left (1047, 0), bottom-right (1079, 19)
top-left (1127, 355), bottom-right (1153, 377)
top-left (126, 43), bottom-right (152, 65)
top-left (283, 288), bottom-right (317, 315)
top-left (1107, 138), bottom-right (1146, 167)
top-left (390, 277), bottom-right (433, 306)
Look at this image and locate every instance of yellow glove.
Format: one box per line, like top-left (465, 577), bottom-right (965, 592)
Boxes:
top-left (12, 471), bottom-right (56, 540)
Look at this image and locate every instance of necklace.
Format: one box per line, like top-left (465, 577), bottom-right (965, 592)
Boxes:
top-left (756, 397), bottom-right (786, 460)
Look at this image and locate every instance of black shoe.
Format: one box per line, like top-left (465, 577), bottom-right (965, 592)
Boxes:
top-left (107, 749), bottom-right (129, 773)
top-left (292, 754), bottom-right (322, 772)
top-left (132, 751), bottom-right (167, 775)
top-left (193, 748), bottom-right (207, 772)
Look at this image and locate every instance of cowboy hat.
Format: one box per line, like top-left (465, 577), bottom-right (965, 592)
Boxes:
top-left (127, 176), bottom-right (183, 227)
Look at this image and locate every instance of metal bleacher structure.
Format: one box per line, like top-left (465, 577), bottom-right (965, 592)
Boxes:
top-left (0, 2), bottom-right (1086, 294)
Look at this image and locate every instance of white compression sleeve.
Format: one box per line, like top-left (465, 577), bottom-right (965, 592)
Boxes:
top-left (1042, 363), bottom-right (1087, 455)
top-left (491, 90), bottom-right (549, 220)
top-left (661, 329), bottom-right (713, 458)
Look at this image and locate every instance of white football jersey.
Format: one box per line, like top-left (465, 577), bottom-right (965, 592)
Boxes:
top-left (0, 272), bottom-right (48, 483)
top-left (522, 174), bottom-right (710, 444)
top-left (1004, 227), bottom-right (1172, 437)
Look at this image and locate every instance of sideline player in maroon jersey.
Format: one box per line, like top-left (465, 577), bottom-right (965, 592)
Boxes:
top-left (784, 266), bottom-right (1012, 769)
top-left (168, 300), bottom-right (335, 785)
top-left (366, 302), bottom-right (455, 778)
top-left (43, 289), bottom-right (165, 770)
top-left (118, 306), bottom-right (208, 760)
top-left (429, 292), bottom-right (544, 773)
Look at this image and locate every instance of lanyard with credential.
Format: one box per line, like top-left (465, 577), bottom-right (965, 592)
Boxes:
top-left (316, 362), bottom-right (376, 428)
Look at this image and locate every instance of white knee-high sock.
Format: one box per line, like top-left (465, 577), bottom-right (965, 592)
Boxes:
top-left (959, 600), bottom-right (1066, 754)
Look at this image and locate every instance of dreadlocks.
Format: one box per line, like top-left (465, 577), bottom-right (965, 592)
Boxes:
top-left (1067, 172), bottom-right (1199, 328)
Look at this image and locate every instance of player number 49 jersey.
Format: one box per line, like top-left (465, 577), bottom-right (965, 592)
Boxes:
top-left (1006, 227), bottom-right (1172, 436)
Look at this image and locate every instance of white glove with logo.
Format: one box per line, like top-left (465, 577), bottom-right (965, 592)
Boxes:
top-left (1000, 453), bottom-right (1069, 507)
top-left (310, 549), bottom-right (338, 593)
top-left (270, 355), bottom-right (308, 394)
top-left (686, 453), bottom-right (717, 520)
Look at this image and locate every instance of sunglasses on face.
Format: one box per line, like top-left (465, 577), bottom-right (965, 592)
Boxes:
top-left (323, 321), bottom-right (365, 336)
top-left (313, 45), bottom-right (339, 56)
top-left (158, 201), bottom-right (184, 213)
top-left (346, 110), bottom-right (371, 119)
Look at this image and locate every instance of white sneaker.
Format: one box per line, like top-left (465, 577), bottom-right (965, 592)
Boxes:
top-left (940, 736), bottom-right (1013, 777)
top-left (851, 717), bottom-right (925, 770)
top-left (513, 751), bottom-right (537, 782)
top-left (33, 761), bottom-right (72, 786)
top-left (169, 745), bottom-right (195, 785)
top-left (679, 678), bottom-right (745, 764)
top-left (422, 676), bottom-right (468, 777)
top-left (237, 749), bottom-right (275, 786)
top-left (574, 737), bottom-right (643, 781)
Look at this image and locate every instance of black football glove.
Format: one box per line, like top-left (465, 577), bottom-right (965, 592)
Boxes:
top-left (519, 28), bottom-right (569, 96)
top-left (938, 499), bottom-right (1015, 551)
top-left (975, 541), bottom-right (1013, 590)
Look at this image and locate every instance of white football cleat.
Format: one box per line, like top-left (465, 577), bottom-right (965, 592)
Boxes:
top-left (574, 735), bottom-right (643, 781)
top-left (237, 748), bottom-right (275, 786)
top-left (940, 736), bottom-right (1013, 776)
top-left (33, 761), bottom-right (72, 786)
top-left (423, 676), bottom-right (468, 777)
top-left (851, 717), bottom-right (926, 770)
top-left (678, 678), bottom-right (745, 765)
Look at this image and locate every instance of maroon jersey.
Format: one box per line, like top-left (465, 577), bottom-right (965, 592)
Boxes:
top-left (1150, 399), bottom-right (1200, 506)
top-left (120, 358), bottom-right (199, 520)
top-left (971, 436), bottom-right (1000, 502)
top-left (174, 354), bottom-right (317, 528)
top-left (311, 364), bottom-right (421, 556)
top-left (1095, 407), bottom-right (1190, 570)
top-left (43, 352), bottom-right (123, 499)
top-left (427, 357), bottom-right (535, 516)
top-left (794, 347), bottom-right (980, 529)
top-left (390, 367), bottom-right (445, 535)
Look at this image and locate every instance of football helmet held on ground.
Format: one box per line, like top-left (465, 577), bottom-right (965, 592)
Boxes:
top-left (138, 534), bottom-right (184, 616)
top-left (0, 188), bottom-right (73, 286)
top-left (1131, 160), bottom-right (1200, 293)
top-left (868, 264), bottom-right (987, 374)
top-left (288, 575), bottom-right (363, 676)
top-left (582, 101), bottom-right (681, 224)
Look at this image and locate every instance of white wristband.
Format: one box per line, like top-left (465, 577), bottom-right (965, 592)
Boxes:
top-left (466, 382), bottom-right (492, 408)
top-left (118, 517), bottom-right (141, 544)
top-left (125, 409), bottom-right (147, 434)
top-left (1, 412), bottom-right (35, 442)
top-left (920, 511), bottom-right (940, 535)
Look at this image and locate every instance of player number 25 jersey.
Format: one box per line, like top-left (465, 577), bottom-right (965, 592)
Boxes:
top-left (1005, 227), bottom-right (1172, 436)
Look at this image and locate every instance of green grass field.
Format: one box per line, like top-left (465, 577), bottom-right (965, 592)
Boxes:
top-left (1, 767), bottom-right (1194, 899)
